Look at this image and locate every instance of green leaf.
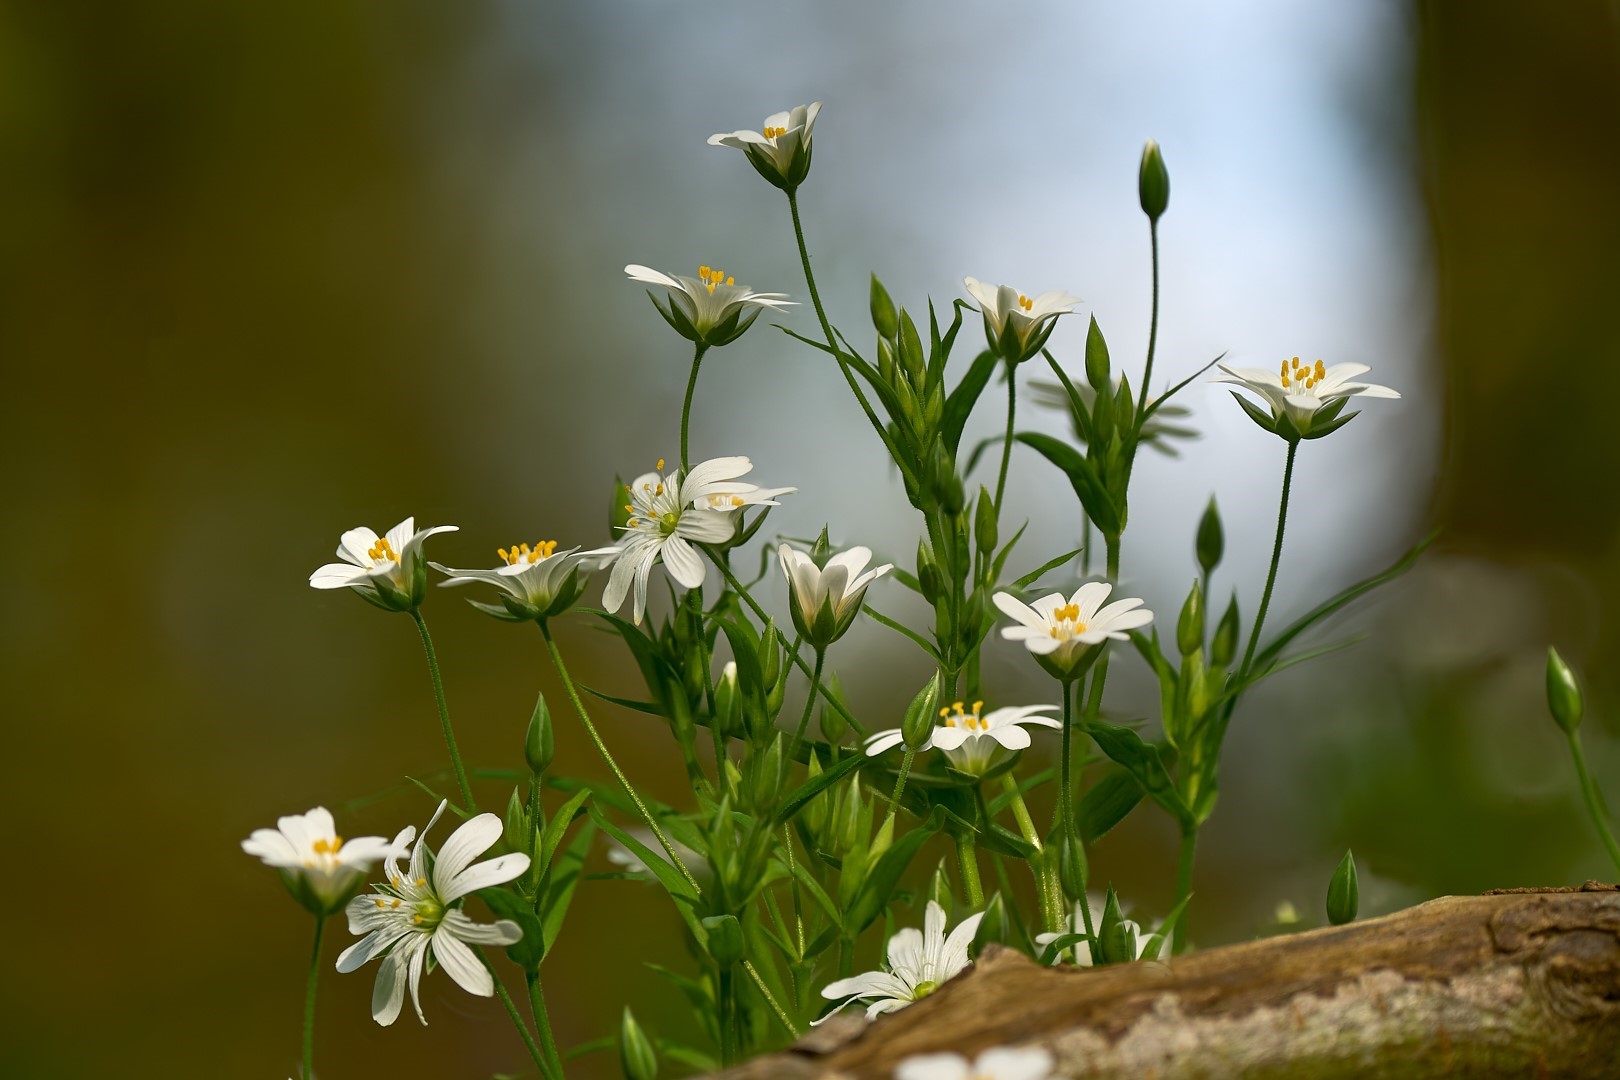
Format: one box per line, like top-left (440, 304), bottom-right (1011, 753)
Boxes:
top-left (1077, 766), bottom-right (1145, 843)
top-left (535, 789), bottom-right (592, 880)
top-left (774, 750), bottom-right (867, 826)
top-left (1041, 351), bottom-right (1093, 442)
top-left (843, 808), bottom-right (943, 936)
top-left (588, 807), bottom-right (699, 903)
top-left (1084, 722), bottom-right (1192, 827)
top-left (580, 687), bottom-right (667, 718)
top-left (477, 887), bottom-right (546, 971)
top-left (941, 351), bottom-right (1000, 453)
top-left (1016, 432), bottom-right (1121, 535)
top-left (540, 819), bottom-right (595, 953)
top-left (1140, 352), bottom-right (1225, 425)
top-left (863, 606), bottom-right (943, 661)
top-left (1011, 545), bottom-right (1084, 590)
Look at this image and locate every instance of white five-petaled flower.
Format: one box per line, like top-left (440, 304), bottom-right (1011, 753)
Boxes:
top-left (993, 582), bottom-right (1153, 679)
top-left (963, 276), bottom-right (1081, 365)
top-left (864, 700), bottom-right (1060, 776)
top-left (432, 540), bottom-right (616, 622)
top-left (895, 1046), bottom-right (1056, 1080)
top-left (625, 263), bottom-right (794, 347)
top-left (242, 807), bottom-right (402, 915)
top-left (707, 102), bottom-right (822, 190)
top-left (818, 901), bottom-right (984, 1023)
top-left (309, 516), bottom-right (458, 612)
top-left (1033, 900), bottom-right (1166, 966)
top-left (336, 800), bottom-right (531, 1026)
top-left (1214, 357), bottom-right (1400, 438)
top-left (779, 543), bottom-right (892, 647)
top-left (604, 456), bottom-right (794, 624)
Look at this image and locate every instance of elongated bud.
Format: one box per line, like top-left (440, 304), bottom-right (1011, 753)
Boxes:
top-left (800, 750), bottom-right (829, 842)
top-left (871, 275), bottom-right (899, 340)
top-left (1546, 647), bottom-right (1584, 735)
top-left (1139, 139), bottom-right (1169, 221)
top-left (1212, 594), bottom-right (1240, 668)
top-left (525, 692), bottom-right (554, 775)
top-left (1176, 579), bottom-right (1204, 658)
top-left (1084, 316), bottom-right (1111, 393)
top-left (928, 445), bottom-right (965, 517)
top-left (878, 337), bottom-right (897, 385)
top-left (975, 485), bottom-right (998, 556)
top-left (812, 525), bottom-right (833, 566)
top-left (714, 661), bottom-right (741, 737)
top-left (1059, 833), bottom-right (1089, 902)
top-left (928, 857), bottom-right (955, 913)
top-left (1326, 849), bottom-right (1359, 926)
top-left (1196, 496), bottom-right (1223, 577)
top-left (749, 732), bottom-right (786, 815)
top-left (976, 891), bottom-right (1010, 949)
top-left (702, 914), bottom-right (745, 967)
top-left (503, 786), bottom-right (529, 853)
top-left (901, 672), bottom-right (944, 749)
top-left (899, 310), bottom-right (926, 387)
top-left (916, 539), bottom-right (941, 604)
top-left (620, 1007), bottom-right (659, 1080)
top-left (758, 619), bottom-right (782, 689)
top-left (1097, 886), bottom-right (1126, 962)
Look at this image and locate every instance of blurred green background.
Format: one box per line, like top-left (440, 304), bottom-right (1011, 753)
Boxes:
top-left (3, 1), bottom-right (1618, 1076)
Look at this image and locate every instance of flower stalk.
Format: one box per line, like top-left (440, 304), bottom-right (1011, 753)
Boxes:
top-left (410, 609), bottom-right (475, 813)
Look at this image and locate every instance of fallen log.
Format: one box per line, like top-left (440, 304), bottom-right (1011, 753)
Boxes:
top-left (714, 883), bottom-right (1620, 1078)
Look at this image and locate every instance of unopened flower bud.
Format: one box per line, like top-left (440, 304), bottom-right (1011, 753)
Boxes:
top-left (1326, 849), bottom-right (1359, 926)
top-left (525, 692), bottom-right (554, 776)
top-left (1196, 497), bottom-right (1223, 577)
top-left (1085, 316), bottom-right (1111, 393)
top-left (702, 914), bottom-right (746, 967)
top-left (1176, 580), bottom-right (1204, 659)
top-left (1139, 139), bottom-right (1170, 221)
top-left (975, 486), bottom-right (998, 556)
top-left (714, 661), bottom-right (742, 738)
top-left (900, 673), bottom-right (944, 749)
top-left (899, 311), bottom-right (926, 388)
top-left (870, 274), bottom-right (899, 341)
top-left (1546, 646), bottom-right (1584, 735)
top-left (1212, 595), bottom-right (1240, 668)
top-left (1059, 833), bottom-right (1089, 902)
top-left (916, 540), bottom-right (942, 604)
top-left (819, 673), bottom-right (849, 744)
top-left (503, 786), bottom-right (530, 853)
top-left (620, 1007), bottom-right (659, 1080)
top-left (610, 477), bottom-right (633, 534)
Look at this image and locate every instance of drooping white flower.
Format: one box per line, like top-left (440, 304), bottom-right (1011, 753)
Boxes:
top-left (604, 456), bottom-right (794, 624)
top-left (707, 102), bottom-right (822, 190)
top-left (818, 901), bottom-right (984, 1023)
top-left (625, 263), bottom-right (794, 347)
top-left (432, 540), bottom-right (616, 622)
top-left (863, 700), bottom-right (1060, 776)
top-left (309, 516), bottom-right (458, 612)
top-left (963, 277), bottom-right (1080, 365)
top-left (1033, 900), bottom-right (1167, 966)
top-left (993, 582), bottom-right (1153, 679)
top-left (1214, 357), bottom-right (1399, 439)
top-left (779, 543), bottom-right (891, 647)
top-left (242, 807), bottom-right (403, 915)
top-left (336, 800), bottom-right (530, 1026)
top-left (895, 1046), bottom-right (1056, 1080)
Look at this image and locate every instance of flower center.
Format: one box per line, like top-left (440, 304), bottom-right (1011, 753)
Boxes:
top-left (367, 537), bottom-right (400, 564)
top-left (699, 493), bottom-right (747, 511)
top-left (912, 980), bottom-right (939, 999)
top-left (498, 541), bottom-right (558, 566)
top-left (697, 265), bottom-right (736, 295)
top-left (1049, 602), bottom-right (1087, 641)
top-left (762, 125), bottom-right (788, 139)
top-left (660, 512), bottom-right (680, 536)
top-left (302, 835), bottom-right (345, 868)
top-left (1018, 294), bottom-right (1034, 312)
top-left (939, 700), bottom-right (987, 730)
top-left (1279, 356), bottom-right (1326, 391)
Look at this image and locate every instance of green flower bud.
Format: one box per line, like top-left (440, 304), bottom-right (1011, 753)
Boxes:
top-left (975, 891), bottom-right (1010, 949)
top-left (714, 661), bottom-right (742, 738)
top-left (749, 732), bottom-right (786, 815)
top-left (800, 750), bottom-right (829, 844)
top-left (620, 1007), bottom-right (659, 1080)
top-left (1546, 646), bottom-right (1584, 735)
top-left (1326, 849), bottom-right (1359, 926)
top-left (1176, 579), bottom-right (1204, 659)
top-left (1096, 886), bottom-right (1125, 962)
top-left (870, 274), bottom-right (899, 341)
top-left (928, 446), bottom-right (965, 518)
top-left (900, 672), bottom-right (944, 749)
top-left (975, 486), bottom-right (998, 556)
top-left (878, 336), bottom-right (898, 386)
top-left (1085, 316), bottom-right (1111, 393)
top-left (916, 539), bottom-right (942, 604)
top-left (928, 857), bottom-right (955, 913)
top-left (503, 786), bottom-right (529, 853)
top-left (899, 310), bottom-right (926, 389)
top-left (525, 692), bottom-right (554, 776)
top-left (1139, 139), bottom-right (1170, 221)
top-left (819, 673), bottom-right (849, 744)
top-left (1196, 496), bottom-right (1223, 578)
top-left (702, 914), bottom-right (746, 967)
top-left (1212, 594), bottom-right (1240, 668)
top-left (1059, 833), bottom-right (1089, 902)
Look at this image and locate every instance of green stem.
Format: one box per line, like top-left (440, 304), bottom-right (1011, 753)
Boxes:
top-left (538, 622), bottom-right (699, 892)
top-left (995, 363), bottom-right (1017, 513)
top-left (790, 649), bottom-right (826, 761)
top-left (300, 915), bottom-right (324, 1080)
top-left (680, 342), bottom-right (710, 473)
top-left (1137, 219), bottom-right (1160, 417)
top-left (1235, 441), bottom-right (1297, 684)
top-left (1172, 825), bottom-right (1198, 954)
top-left (484, 953), bottom-right (554, 1080)
top-left (956, 830), bottom-right (985, 909)
top-left (718, 967), bottom-right (736, 1066)
top-left (409, 610), bottom-right (474, 812)
top-left (743, 960), bottom-right (801, 1039)
top-left (999, 773), bottom-right (1062, 931)
top-left (526, 970), bottom-right (565, 1080)
top-left (884, 744), bottom-right (919, 828)
top-left (1567, 731), bottom-right (1620, 875)
top-left (1060, 679), bottom-right (1078, 842)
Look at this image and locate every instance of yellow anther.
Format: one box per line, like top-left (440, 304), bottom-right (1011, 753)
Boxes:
top-left (1018, 294), bottom-right (1034, 311)
top-left (627, 518), bottom-right (637, 528)
top-left (972, 701), bottom-right (984, 714)
top-left (730, 495), bottom-right (743, 507)
top-left (413, 914), bottom-right (423, 924)
top-left (367, 537), bottom-right (400, 563)
top-left (725, 275), bottom-right (735, 286)
top-left (1291, 356), bottom-right (1302, 369)
top-left (656, 458), bottom-right (665, 470)
top-left (391, 898), bottom-right (402, 909)
top-left (415, 877), bottom-right (426, 888)
top-left (939, 707), bottom-right (951, 717)
top-left (655, 483), bottom-right (664, 496)
top-left (1314, 359), bottom-right (1325, 380)
top-left (706, 281), bottom-right (716, 293)
top-left (375, 898), bottom-right (387, 908)
top-left (699, 265), bottom-right (710, 279)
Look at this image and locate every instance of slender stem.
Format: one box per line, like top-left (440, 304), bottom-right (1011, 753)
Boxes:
top-left (837, 937), bottom-right (854, 978)
top-left (783, 824), bottom-right (805, 957)
top-left (1171, 826), bottom-right (1198, 954)
top-left (539, 622), bottom-right (700, 892)
top-left (409, 610), bottom-right (475, 812)
top-left (718, 967), bottom-right (736, 1066)
top-left (1236, 440), bottom-right (1297, 683)
top-left (956, 830), bottom-right (985, 909)
top-left (526, 970), bottom-right (565, 1080)
top-left (1137, 220), bottom-right (1161, 417)
top-left (300, 915), bottom-right (325, 1080)
top-left (999, 772), bottom-right (1063, 932)
top-left (790, 649), bottom-right (826, 762)
top-left (484, 953), bottom-right (554, 1080)
top-left (1060, 679), bottom-right (1077, 842)
top-left (884, 744), bottom-right (919, 829)
top-left (743, 959), bottom-right (801, 1039)
top-left (680, 342), bottom-right (710, 473)
top-left (1567, 731), bottom-right (1620, 875)
top-left (1000, 773), bottom-right (1042, 854)
top-left (995, 363), bottom-right (1018, 513)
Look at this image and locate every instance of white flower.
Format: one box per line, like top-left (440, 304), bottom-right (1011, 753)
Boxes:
top-left (707, 102), bottom-right (822, 189)
top-left (818, 901), bottom-right (984, 1023)
top-left (336, 800), bottom-right (530, 1026)
top-left (1214, 357), bottom-right (1399, 439)
top-left (993, 582), bottom-right (1153, 679)
top-left (779, 543), bottom-right (891, 647)
top-left (242, 807), bottom-right (402, 915)
top-left (625, 263), bottom-right (793, 347)
top-left (864, 700), bottom-right (1060, 776)
top-left (432, 540), bottom-right (616, 622)
top-left (1033, 900), bottom-right (1166, 966)
top-left (604, 456), bottom-right (794, 624)
top-left (309, 516), bottom-right (458, 612)
top-left (963, 277), bottom-right (1080, 365)
top-left (895, 1047), bottom-right (1056, 1080)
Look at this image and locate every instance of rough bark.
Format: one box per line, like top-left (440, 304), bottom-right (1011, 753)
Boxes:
top-left (714, 884), bottom-right (1620, 1078)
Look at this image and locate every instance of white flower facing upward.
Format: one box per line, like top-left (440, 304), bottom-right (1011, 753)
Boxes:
top-left (336, 800), bottom-right (531, 1026)
top-left (895, 1047), bottom-right (1056, 1080)
top-left (605, 456), bottom-right (794, 624)
top-left (864, 700), bottom-right (1060, 776)
top-left (707, 102), bottom-right (822, 190)
top-left (818, 901), bottom-right (984, 1023)
top-left (242, 807), bottom-right (403, 916)
top-left (993, 582), bottom-right (1153, 680)
top-left (626, 263), bottom-right (794, 347)
top-left (1033, 900), bottom-right (1167, 966)
top-left (779, 543), bottom-right (892, 647)
top-left (963, 276), bottom-right (1081, 365)
top-left (309, 516), bottom-right (458, 612)
top-left (432, 540), bottom-right (616, 622)
top-left (1214, 357), bottom-right (1400, 440)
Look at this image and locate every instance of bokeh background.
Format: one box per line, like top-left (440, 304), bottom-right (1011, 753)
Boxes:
top-left (3, 1), bottom-right (1618, 1076)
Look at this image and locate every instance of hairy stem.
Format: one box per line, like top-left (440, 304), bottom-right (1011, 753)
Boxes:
top-left (956, 830), bottom-right (985, 909)
top-left (410, 609), bottom-right (474, 812)
top-left (525, 971), bottom-right (565, 1080)
top-left (744, 959), bottom-right (801, 1039)
top-left (484, 953), bottom-right (554, 1080)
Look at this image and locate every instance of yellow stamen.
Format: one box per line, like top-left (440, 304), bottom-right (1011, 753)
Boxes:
top-left (391, 898), bottom-right (402, 909)
top-left (939, 707), bottom-right (951, 717)
top-left (415, 877), bottom-right (426, 888)
top-left (375, 898), bottom-right (387, 908)
top-left (655, 483), bottom-right (664, 496)
top-left (730, 495), bottom-right (744, 507)
top-left (656, 458), bottom-right (665, 471)
top-left (1018, 294), bottom-right (1034, 312)
top-left (413, 914), bottom-right (423, 924)
top-left (725, 275), bottom-right (734, 286)
top-left (367, 537), bottom-right (400, 564)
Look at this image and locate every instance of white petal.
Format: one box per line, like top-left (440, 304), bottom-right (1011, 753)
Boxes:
top-left (895, 1053), bottom-right (973, 1080)
top-left (624, 264), bottom-right (682, 289)
top-left (338, 527), bottom-right (379, 565)
top-left (864, 730), bottom-right (906, 757)
top-left (681, 456), bottom-right (752, 500)
top-left (986, 725), bottom-right (1032, 751)
top-left (975, 1046), bottom-right (1055, 1080)
top-left (241, 829), bottom-right (299, 867)
top-left (432, 813), bottom-right (502, 896)
top-left (928, 727), bottom-right (972, 750)
top-left (370, 950), bottom-right (408, 1026)
top-left (938, 910), bottom-right (986, 979)
top-left (819, 969), bottom-right (913, 1002)
top-left (431, 929), bottom-right (493, 997)
top-left (661, 536), bottom-right (707, 589)
top-left (309, 562), bottom-right (368, 589)
top-left (439, 852), bottom-right (530, 904)
top-left (1071, 581), bottom-right (1113, 619)
top-left (992, 591), bottom-right (1047, 631)
top-left (441, 909), bottom-right (523, 946)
